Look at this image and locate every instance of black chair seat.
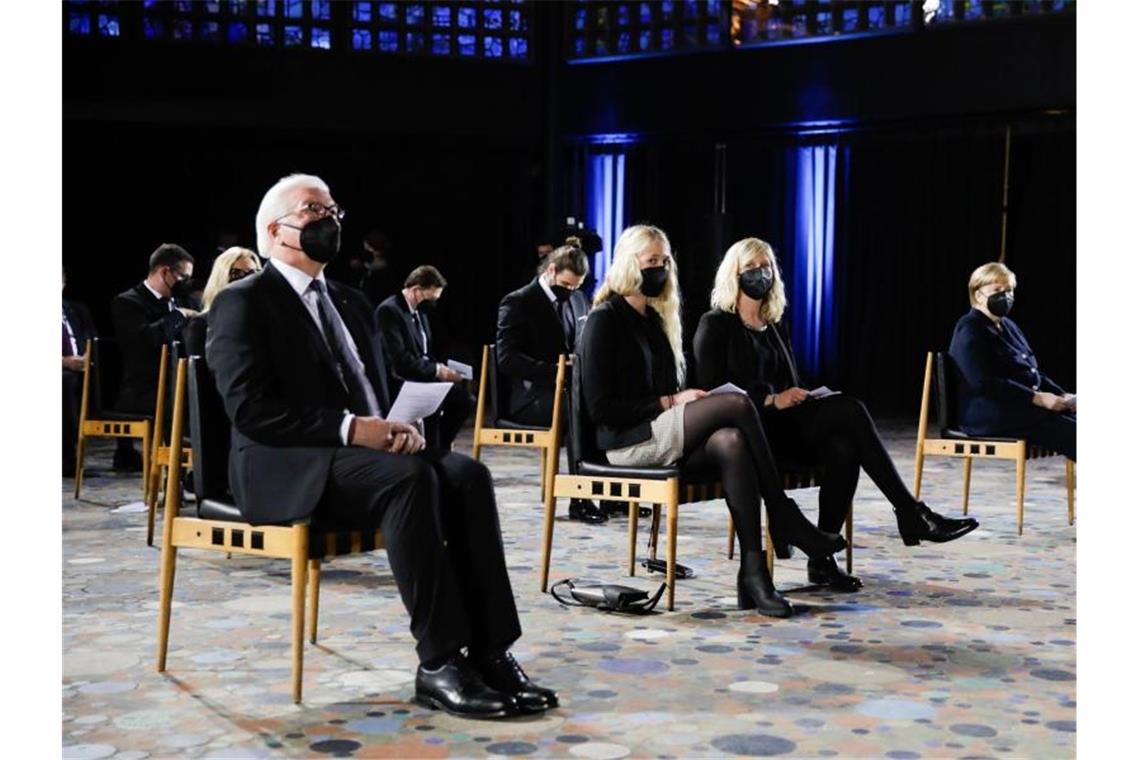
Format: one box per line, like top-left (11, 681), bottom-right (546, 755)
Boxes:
top-left (97, 409), bottom-right (152, 422)
top-left (494, 418), bottom-right (549, 431)
top-left (198, 497), bottom-right (245, 522)
top-left (940, 427), bottom-right (1020, 442)
top-left (578, 460), bottom-right (679, 480)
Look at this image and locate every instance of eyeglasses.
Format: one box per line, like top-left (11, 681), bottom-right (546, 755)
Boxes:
top-left (228, 268), bottom-right (255, 283)
top-left (289, 201), bottom-right (346, 221)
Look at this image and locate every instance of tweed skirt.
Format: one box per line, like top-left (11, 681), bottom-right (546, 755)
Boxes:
top-left (605, 403), bottom-right (687, 468)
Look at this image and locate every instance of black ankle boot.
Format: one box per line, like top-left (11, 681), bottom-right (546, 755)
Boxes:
top-left (807, 555), bottom-right (863, 592)
top-left (737, 550), bottom-right (794, 618)
top-left (894, 501), bottom-right (979, 546)
top-left (766, 498), bottom-right (847, 560)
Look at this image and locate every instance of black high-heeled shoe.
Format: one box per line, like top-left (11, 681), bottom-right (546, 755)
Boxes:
top-left (895, 501), bottom-right (979, 546)
top-left (807, 555), bottom-right (863, 592)
top-left (766, 498), bottom-right (847, 559)
top-left (737, 550), bottom-right (794, 618)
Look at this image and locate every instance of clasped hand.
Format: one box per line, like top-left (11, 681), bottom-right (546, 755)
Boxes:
top-left (350, 417), bottom-right (426, 454)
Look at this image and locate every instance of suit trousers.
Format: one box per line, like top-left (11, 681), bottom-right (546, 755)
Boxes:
top-left (425, 383), bottom-right (476, 451)
top-left (318, 447), bottom-right (521, 664)
top-left (970, 406), bottom-right (1076, 462)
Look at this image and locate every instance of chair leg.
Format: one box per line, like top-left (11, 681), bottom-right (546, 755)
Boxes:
top-left (539, 476), bottom-right (558, 592)
top-left (665, 486), bottom-right (679, 612)
top-left (962, 457), bottom-right (973, 515)
top-left (155, 542), bottom-right (177, 672)
top-left (845, 504), bottom-right (854, 575)
top-left (648, 505), bottom-right (661, 561)
top-left (307, 559), bottom-right (322, 645)
top-left (140, 428), bottom-right (152, 501)
top-left (73, 434), bottom-right (87, 499)
top-left (628, 502), bottom-right (639, 576)
top-left (913, 449), bottom-right (925, 498)
top-left (1015, 443), bottom-right (1027, 536)
top-left (146, 465), bottom-right (161, 547)
top-left (726, 515), bottom-right (735, 560)
top-left (765, 526), bottom-right (774, 576)
top-left (291, 529), bottom-right (309, 704)
top-left (1066, 459), bottom-right (1075, 526)
top-left (538, 448), bottom-right (548, 503)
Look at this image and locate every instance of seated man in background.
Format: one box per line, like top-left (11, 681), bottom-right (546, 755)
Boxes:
top-left (496, 238), bottom-right (608, 524)
top-left (110, 243), bottom-right (199, 471)
top-left (63, 268), bottom-right (97, 477)
top-left (375, 265), bottom-right (475, 450)
top-left (208, 173), bottom-right (555, 718)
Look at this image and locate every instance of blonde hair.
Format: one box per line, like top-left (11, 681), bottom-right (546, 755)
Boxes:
top-left (202, 247), bottom-right (262, 311)
top-left (710, 237), bottom-right (787, 324)
top-left (967, 261), bottom-right (1017, 305)
top-left (593, 224), bottom-right (685, 385)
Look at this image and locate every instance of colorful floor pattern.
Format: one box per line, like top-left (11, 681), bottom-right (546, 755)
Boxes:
top-left (63, 420), bottom-right (1076, 758)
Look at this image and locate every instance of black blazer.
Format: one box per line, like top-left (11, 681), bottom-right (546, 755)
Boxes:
top-left (63, 298), bottom-right (97, 356)
top-left (947, 308), bottom-right (1065, 435)
top-left (206, 264), bottom-right (392, 525)
top-left (496, 278), bottom-right (589, 417)
top-left (577, 295), bottom-right (680, 452)
top-left (111, 282), bottom-right (191, 413)
top-left (693, 308), bottom-right (800, 413)
top-left (375, 293), bottom-right (437, 391)
top-left (183, 314), bottom-right (207, 357)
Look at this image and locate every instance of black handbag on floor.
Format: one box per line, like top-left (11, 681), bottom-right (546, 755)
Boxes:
top-left (549, 579), bottom-right (667, 614)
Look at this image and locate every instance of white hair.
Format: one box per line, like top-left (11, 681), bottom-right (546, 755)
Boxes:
top-left (254, 173), bottom-right (330, 256)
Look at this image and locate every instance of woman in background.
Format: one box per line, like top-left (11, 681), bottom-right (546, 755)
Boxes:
top-left (694, 238), bottom-right (978, 592)
top-left (183, 246), bottom-right (261, 355)
top-left (577, 225), bottom-right (845, 618)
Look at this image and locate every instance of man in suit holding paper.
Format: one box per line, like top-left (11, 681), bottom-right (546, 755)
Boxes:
top-left (375, 265), bottom-right (475, 450)
top-left (207, 174), bottom-right (556, 718)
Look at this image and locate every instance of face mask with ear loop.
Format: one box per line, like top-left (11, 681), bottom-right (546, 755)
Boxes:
top-left (550, 579), bottom-right (667, 613)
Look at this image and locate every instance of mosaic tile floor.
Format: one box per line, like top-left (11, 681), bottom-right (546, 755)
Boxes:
top-left (63, 420), bottom-right (1076, 758)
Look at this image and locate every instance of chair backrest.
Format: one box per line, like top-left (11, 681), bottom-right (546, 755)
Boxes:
top-left (482, 343), bottom-right (502, 427)
top-left (187, 355), bottom-right (232, 506)
top-left (88, 337), bottom-right (123, 417)
top-left (933, 351), bottom-right (958, 435)
top-left (570, 358), bottom-right (604, 467)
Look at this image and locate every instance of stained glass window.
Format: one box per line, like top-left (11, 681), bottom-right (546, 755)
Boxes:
top-left (352, 28), bottom-right (372, 49)
top-left (458, 33), bottom-right (477, 55)
top-left (311, 0), bottom-right (330, 21)
top-left (433, 6), bottom-right (452, 27)
top-left (353, 2), bottom-right (371, 23)
top-left (568, 1), bottom-right (727, 60)
top-left (354, 1), bottom-right (532, 60)
top-left (432, 32), bottom-right (451, 54)
top-left (459, 7), bottom-right (477, 28)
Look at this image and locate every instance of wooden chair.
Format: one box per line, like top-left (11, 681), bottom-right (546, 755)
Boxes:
top-left (144, 342), bottom-right (193, 547)
top-left (471, 344), bottom-right (564, 502)
top-left (156, 356), bottom-right (388, 704)
top-left (914, 351), bottom-right (1075, 535)
top-left (725, 466), bottom-right (854, 578)
top-left (540, 356), bottom-right (734, 611)
top-left (74, 337), bottom-right (152, 500)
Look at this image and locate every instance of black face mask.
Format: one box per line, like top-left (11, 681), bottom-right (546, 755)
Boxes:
top-left (281, 216), bottom-right (341, 264)
top-left (739, 267), bottom-right (774, 300)
top-left (639, 265), bottom-right (669, 298)
top-left (168, 273), bottom-right (193, 301)
top-left (549, 284), bottom-right (574, 304)
top-left (986, 290), bottom-right (1014, 318)
top-left (417, 297), bottom-right (439, 314)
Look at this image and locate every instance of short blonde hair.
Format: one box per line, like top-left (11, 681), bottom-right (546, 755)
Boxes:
top-left (202, 247), bottom-right (261, 311)
top-left (710, 237), bottom-right (787, 324)
top-left (593, 224), bottom-right (686, 385)
top-left (968, 262), bottom-right (1017, 305)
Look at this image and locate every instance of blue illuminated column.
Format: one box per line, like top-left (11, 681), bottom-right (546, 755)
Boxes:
top-left (791, 144), bottom-right (838, 379)
top-left (585, 150), bottom-right (626, 294)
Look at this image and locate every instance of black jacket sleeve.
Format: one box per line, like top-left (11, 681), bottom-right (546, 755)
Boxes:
top-left (206, 287), bottom-right (343, 447)
top-left (376, 303), bottom-right (438, 382)
top-left (496, 292), bottom-right (557, 384)
top-left (111, 293), bottom-right (187, 352)
top-left (579, 307), bottom-right (664, 431)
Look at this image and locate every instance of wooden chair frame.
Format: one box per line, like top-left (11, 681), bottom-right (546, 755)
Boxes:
top-left (914, 351), bottom-right (1075, 535)
top-left (155, 358), bottom-right (387, 704)
top-left (74, 338), bottom-right (152, 501)
top-left (471, 344), bottom-right (563, 502)
top-left (145, 343), bottom-right (194, 546)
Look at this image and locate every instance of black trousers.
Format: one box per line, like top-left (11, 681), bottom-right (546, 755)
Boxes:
top-left (761, 394), bottom-right (919, 535)
top-left (426, 383), bottom-right (476, 450)
top-left (318, 447), bottom-right (521, 664)
top-left (973, 407), bottom-right (1077, 462)
top-left (63, 370), bottom-right (81, 471)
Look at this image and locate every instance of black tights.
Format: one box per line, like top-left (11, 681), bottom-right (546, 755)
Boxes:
top-left (763, 394), bottom-right (919, 534)
top-left (681, 393), bottom-right (795, 556)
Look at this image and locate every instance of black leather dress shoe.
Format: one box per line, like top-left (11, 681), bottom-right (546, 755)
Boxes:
top-left (601, 500), bottom-right (652, 518)
top-left (112, 446), bottom-right (144, 473)
top-left (807, 555), bottom-right (863, 592)
top-left (472, 650), bottom-right (558, 713)
top-left (895, 502), bottom-right (979, 546)
top-left (569, 499), bottom-right (607, 524)
top-left (414, 656), bottom-right (519, 719)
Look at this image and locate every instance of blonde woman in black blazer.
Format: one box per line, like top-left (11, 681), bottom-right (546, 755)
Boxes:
top-left (577, 225), bottom-right (846, 618)
top-left (694, 238), bottom-right (978, 592)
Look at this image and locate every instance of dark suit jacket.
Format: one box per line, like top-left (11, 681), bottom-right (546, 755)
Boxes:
top-left (375, 293), bottom-right (438, 394)
top-left (577, 295), bottom-right (680, 452)
top-left (496, 278), bottom-right (589, 419)
top-left (183, 315), bottom-right (207, 357)
top-left (111, 282), bottom-right (191, 413)
top-left (206, 264), bottom-right (392, 525)
top-left (63, 298), bottom-right (97, 357)
top-left (947, 308), bottom-right (1065, 435)
top-left (693, 309), bottom-right (801, 413)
